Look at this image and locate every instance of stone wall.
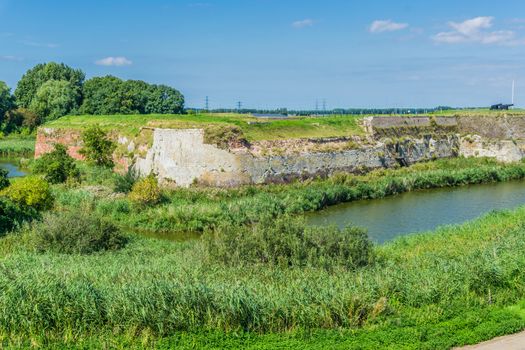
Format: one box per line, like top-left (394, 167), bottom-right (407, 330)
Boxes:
top-left (34, 114), bottom-right (525, 187)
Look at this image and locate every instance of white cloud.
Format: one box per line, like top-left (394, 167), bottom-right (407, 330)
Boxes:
top-left (292, 19), bottom-right (314, 29)
top-left (433, 17), bottom-right (516, 45)
top-left (0, 55), bottom-right (22, 61)
top-left (369, 20), bottom-right (409, 33)
top-left (21, 40), bottom-right (58, 48)
top-left (95, 56), bottom-right (133, 66)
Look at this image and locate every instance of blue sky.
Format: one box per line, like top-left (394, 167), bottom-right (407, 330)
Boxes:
top-left (2, 0), bottom-right (525, 109)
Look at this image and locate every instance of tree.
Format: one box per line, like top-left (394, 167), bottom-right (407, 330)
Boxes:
top-left (79, 125), bottom-right (116, 167)
top-left (2, 108), bottom-right (41, 133)
top-left (0, 81), bottom-right (16, 126)
top-left (29, 80), bottom-right (79, 122)
top-left (80, 76), bottom-right (184, 115)
top-left (145, 84), bottom-right (184, 114)
top-left (79, 76), bottom-right (125, 115)
top-left (14, 62), bottom-right (84, 109)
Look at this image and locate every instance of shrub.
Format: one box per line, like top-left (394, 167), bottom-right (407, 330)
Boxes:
top-left (0, 168), bottom-right (8, 191)
top-left (32, 144), bottom-right (80, 184)
top-left (114, 167), bottom-right (137, 193)
top-left (79, 125), bottom-right (116, 167)
top-left (128, 175), bottom-right (161, 206)
top-left (0, 197), bottom-right (38, 235)
top-left (31, 207), bottom-right (127, 254)
top-left (1, 176), bottom-right (53, 210)
top-left (204, 216), bottom-right (374, 270)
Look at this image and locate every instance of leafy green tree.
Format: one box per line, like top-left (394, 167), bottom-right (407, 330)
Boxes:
top-left (80, 76), bottom-right (184, 115)
top-left (2, 108), bottom-right (41, 134)
top-left (79, 76), bottom-right (125, 115)
top-left (29, 80), bottom-right (79, 122)
top-left (146, 84), bottom-right (184, 114)
top-left (33, 144), bottom-right (80, 184)
top-left (79, 125), bottom-right (116, 167)
top-left (0, 81), bottom-right (16, 126)
top-left (14, 62), bottom-right (84, 109)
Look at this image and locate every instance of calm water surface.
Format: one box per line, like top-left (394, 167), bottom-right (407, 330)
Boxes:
top-left (0, 159), bottom-right (25, 178)
top-left (307, 181), bottom-right (525, 243)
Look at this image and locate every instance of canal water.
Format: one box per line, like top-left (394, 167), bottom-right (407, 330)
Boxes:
top-left (307, 180), bottom-right (525, 243)
top-left (0, 159), bottom-right (26, 178)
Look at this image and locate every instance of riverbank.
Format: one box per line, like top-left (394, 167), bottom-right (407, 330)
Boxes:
top-left (53, 157), bottom-right (525, 236)
top-left (2, 204), bottom-right (525, 348)
top-left (0, 135), bottom-right (35, 157)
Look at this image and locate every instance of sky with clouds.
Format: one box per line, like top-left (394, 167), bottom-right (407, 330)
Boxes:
top-left (1, 0), bottom-right (525, 109)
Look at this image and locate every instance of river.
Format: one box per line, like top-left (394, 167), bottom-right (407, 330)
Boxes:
top-left (307, 180), bottom-right (525, 243)
top-left (0, 159), bottom-right (26, 178)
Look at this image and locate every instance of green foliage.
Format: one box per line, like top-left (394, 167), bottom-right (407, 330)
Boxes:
top-left (0, 197), bottom-right (38, 235)
top-left (0, 168), bottom-right (8, 191)
top-left (2, 108), bottom-right (41, 134)
top-left (0, 135), bottom-right (36, 157)
top-left (14, 62), bottom-right (84, 109)
top-left (79, 125), bottom-right (116, 167)
top-left (29, 79), bottom-right (80, 122)
top-left (32, 143), bottom-right (80, 184)
top-left (204, 216), bottom-right (374, 269)
top-left (0, 176), bottom-right (53, 210)
top-left (0, 81), bottom-right (16, 128)
top-left (80, 76), bottom-right (184, 115)
top-left (31, 207), bottom-right (127, 254)
top-left (113, 168), bottom-right (137, 193)
top-left (128, 175), bottom-right (161, 205)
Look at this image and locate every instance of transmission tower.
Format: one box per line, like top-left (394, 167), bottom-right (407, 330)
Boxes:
top-left (237, 101), bottom-right (242, 111)
top-left (322, 99), bottom-right (326, 112)
top-left (205, 96), bottom-right (209, 111)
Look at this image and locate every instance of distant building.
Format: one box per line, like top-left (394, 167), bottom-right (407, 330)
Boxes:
top-left (490, 103), bottom-right (514, 110)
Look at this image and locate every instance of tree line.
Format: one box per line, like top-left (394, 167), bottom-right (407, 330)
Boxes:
top-left (0, 62), bottom-right (184, 134)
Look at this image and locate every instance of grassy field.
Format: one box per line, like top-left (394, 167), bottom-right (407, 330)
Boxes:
top-left (44, 113), bottom-right (365, 141)
top-left (2, 204), bottom-right (525, 348)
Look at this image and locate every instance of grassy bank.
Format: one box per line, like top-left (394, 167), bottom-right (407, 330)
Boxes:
top-left (44, 113), bottom-right (365, 141)
top-left (54, 157), bottom-right (525, 235)
top-left (0, 135), bottom-right (35, 157)
top-left (2, 205), bottom-right (525, 348)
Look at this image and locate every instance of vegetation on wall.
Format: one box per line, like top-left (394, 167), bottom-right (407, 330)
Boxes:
top-left (79, 126), bottom-right (116, 167)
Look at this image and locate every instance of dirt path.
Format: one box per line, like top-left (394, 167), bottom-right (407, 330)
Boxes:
top-left (456, 330), bottom-right (525, 350)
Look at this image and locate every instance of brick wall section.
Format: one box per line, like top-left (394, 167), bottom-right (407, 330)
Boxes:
top-left (35, 128), bottom-right (85, 160)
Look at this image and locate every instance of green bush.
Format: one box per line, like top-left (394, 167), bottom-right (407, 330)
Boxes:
top-left (0, 176), bottom-right (53, 210)
top-left (31, 207), bottom-right (127, 254)
top-left (0, 197), bottom-right (38, 235)
top-left (204, 216), bottom-right (374, 270)
top-left (79, 125), bottom-right (116, 167)
top-left (128, 175), bottom-right (161, 206)
top-left (32, 144), bottom-right (80, 184)
top-left (114, 168), bottom-right (137, 193)
top-left (0, 168), bottom-right (8, 191)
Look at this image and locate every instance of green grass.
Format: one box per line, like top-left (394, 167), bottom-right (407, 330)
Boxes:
top-left (3, 205), bottom-right (525, 348)
top-left (0, 135), bottom-right (35, 157)
top-left (44, 113), bottom-right (365, 141)
top-left (57, 157), bottom-right (525, 235)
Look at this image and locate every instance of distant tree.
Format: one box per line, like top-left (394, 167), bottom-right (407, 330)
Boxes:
top-left (14, 62), bottom-right (84, 109)
top-left (0, 81), bottom-right (16, 127)
top-left (79, 76), bottom-right (125, 115)
top-left (29, 80), bottom-right (79, 122)
top-left (80, 76), bottom-right (184, 115)
top-left (145, 84), bottom-right (184, 114)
